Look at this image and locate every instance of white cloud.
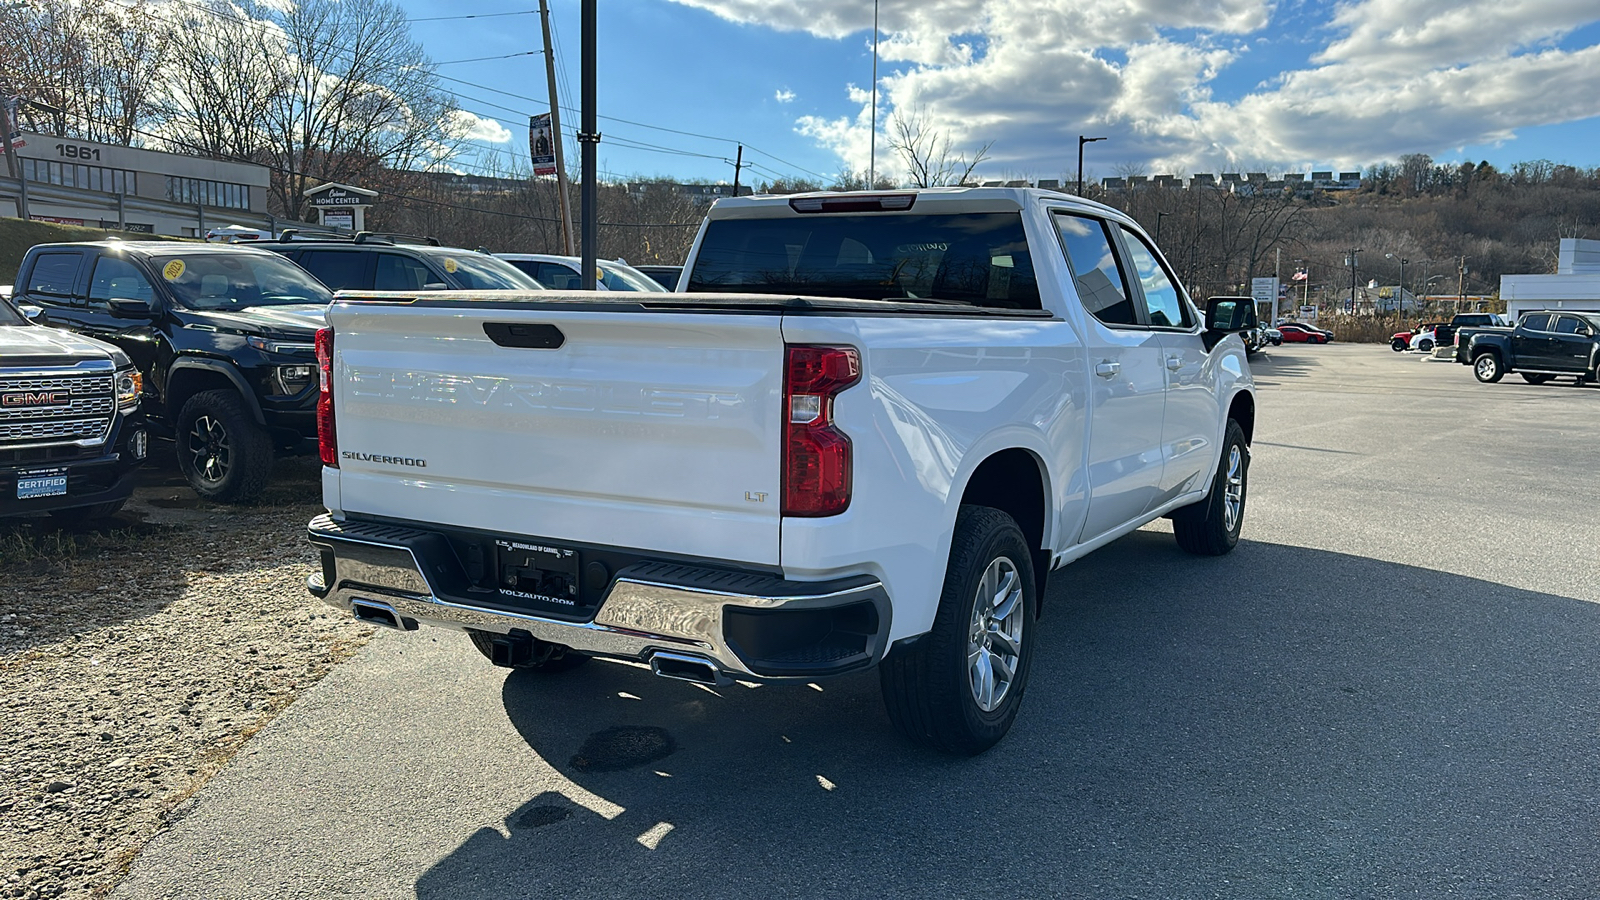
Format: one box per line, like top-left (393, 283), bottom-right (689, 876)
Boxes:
top-left (669, 0), bottom-right (1600, 177)
top-left (775, 88), bottom-right (796, 103)
top-left (446, 110), bottom-right (513, 145)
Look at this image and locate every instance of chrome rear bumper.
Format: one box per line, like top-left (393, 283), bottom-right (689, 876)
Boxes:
top-left (306, 514), bottom-right (889, 680)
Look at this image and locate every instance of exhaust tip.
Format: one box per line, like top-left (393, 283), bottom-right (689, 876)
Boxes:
top-left (351, 599), bottom-right (416, 631)
top-left (649, 651), bottom-right (725, 686)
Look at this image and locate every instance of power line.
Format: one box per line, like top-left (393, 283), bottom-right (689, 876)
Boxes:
top-left (411, 8), bottom-right (540, 22)
top-left (97, 0), bottom-right (828, 183)
top-left (434, 50), bottom-right (542, 66)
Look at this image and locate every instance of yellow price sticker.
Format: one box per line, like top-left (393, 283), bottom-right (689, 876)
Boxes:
top-left (443, 257), bottom-right (459, 274)
top-left (162, 260), bottom-right (186, 281)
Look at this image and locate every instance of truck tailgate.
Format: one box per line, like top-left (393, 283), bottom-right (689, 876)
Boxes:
top-left (328, 303), bottom-right (784, 566)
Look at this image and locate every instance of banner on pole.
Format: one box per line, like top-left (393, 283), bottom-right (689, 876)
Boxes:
top-left (530, 113), bottom-right (556, 177)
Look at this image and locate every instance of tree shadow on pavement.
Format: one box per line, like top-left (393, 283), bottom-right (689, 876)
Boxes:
top-left (417, 531), bottom-right (1600, 900)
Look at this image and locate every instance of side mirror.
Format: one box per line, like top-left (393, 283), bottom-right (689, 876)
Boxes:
top-left (108, 297), bottom-right (156, 319)
top-left (19, 305), bottom-right (44, 322)
top-left (1205, 297), bottom-right (1256, 332)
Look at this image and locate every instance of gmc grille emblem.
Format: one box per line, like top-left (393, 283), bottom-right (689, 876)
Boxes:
top-left (1, 391), bottom-right (70, 408)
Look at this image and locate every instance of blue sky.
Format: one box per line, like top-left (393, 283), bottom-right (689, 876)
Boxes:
top-left (396, 0), bottom-right (1600, 186)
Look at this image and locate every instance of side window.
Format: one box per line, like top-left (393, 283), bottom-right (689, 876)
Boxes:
top-left (1520, 314), bottom-right (1550, 332)
top-left (1554, 316), bottom-right (1583, 335)
top-left (87, 256), bottom-right (156, 310)
top-left (1117, 225), bottom-right (1193, 328)
top-left (297, 251), bottom-right (371, 291)
top-left (535, 263), bottom-right (581, 290)
top-left (1053, 214), bottom-right (1136, 327)
top-left (24, 252), bottom-right (86, 306)
top-left (373, 254), bottom-right (435, 291)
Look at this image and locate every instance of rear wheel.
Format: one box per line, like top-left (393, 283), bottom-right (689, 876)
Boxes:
top-left (1473, 352), bottom-right (1504, 383)
top-left (1418, 339), bottom-right (1434, 352)
top-left (1173, 419), bottom-right (1248, 556)
top-left (880, 505), bottom-right (1036, 755)
top-left (1522, 373), bottom-right (1553, 385)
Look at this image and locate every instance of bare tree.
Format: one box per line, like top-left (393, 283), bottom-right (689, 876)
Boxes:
top-left (156, 0), bottom-right (282, 161)
top-left (887, 105), bottom-right (991, 188)
top-left (260, 0), bottom-right (457, 219)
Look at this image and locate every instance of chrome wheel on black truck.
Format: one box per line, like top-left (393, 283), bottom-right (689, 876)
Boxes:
top-left (880, 505), bottom-right (1037, 755)
top-left (1473, 352), bottom-right (1504, 383)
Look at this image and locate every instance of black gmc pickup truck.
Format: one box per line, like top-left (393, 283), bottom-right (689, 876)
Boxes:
top-left (1457, 310), bottom-right (1600, 385)
top-left (1, 294), bottom-right (147, 522)
top-left (13, 241), bottom-right (333, 501)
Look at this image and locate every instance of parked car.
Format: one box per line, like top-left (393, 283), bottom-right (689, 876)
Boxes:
top-left (1457, 310), bottom-right (1600, 384)
top-left (1277, 322), bottom-right (1334, 343)
top-left (306, 187), bottom-right (1257, 754)
top-left (1262, 327), bottom-right (1282, 345)
top-left (14, 241), bottom-right (333, 502)
top-left (1392, 322), bottom-right (1445, 351)
top-left (493, 254), bottom-right (668, 292)
top-left (265, 232), bottom-right (543, 292)
top-left (633, 265), bottom-right (683, 290)
top-left (2, 287), bottom-right (148, 522)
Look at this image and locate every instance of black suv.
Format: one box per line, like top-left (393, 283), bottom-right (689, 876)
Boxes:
top-left (262, 230), bottom-right (542, 292)
top-left (13, 241), bottom-right (333, 502)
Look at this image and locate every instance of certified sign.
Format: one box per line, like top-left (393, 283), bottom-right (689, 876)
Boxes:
top-left (17, 468), bottom-right (68, 500)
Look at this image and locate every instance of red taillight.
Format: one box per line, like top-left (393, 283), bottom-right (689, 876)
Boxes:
top-left (783, 345), bottom-right (860, 517)
top-left (315, 327), bottom-right (337, 468)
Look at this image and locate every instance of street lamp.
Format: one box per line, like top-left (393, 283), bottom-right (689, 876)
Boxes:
top-left (1077, 135), bottom-right (1106, 196)
top-left (1386, 253), bottom-right (1408, 322)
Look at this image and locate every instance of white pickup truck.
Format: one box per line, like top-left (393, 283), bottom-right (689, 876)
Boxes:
top-left (306, 188), bottom-right (1256, 754)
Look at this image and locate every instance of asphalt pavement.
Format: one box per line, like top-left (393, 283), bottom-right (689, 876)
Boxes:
top-left (113, 343), bottom-right (1600, 900)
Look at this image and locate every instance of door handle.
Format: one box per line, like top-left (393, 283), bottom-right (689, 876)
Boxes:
top-left (1094, 360), bottom-right (1121, 378)
top-left (1166, 356), bottom-right (1183, 371)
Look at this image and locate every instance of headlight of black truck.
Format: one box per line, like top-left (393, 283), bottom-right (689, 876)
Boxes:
top-left (116, 367), bottom-right (142, 411)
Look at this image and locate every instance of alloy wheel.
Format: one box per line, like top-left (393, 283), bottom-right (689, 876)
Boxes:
top-left (1223, 444), bottom-right (1245, 533)
top-left (967, 557), bottom-right (1024, 712)
top-left (186, 415), bottom-right (232, 484)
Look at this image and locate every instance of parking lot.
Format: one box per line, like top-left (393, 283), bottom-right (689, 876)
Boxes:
top-left (83, 343), bottom-right (1599, 899)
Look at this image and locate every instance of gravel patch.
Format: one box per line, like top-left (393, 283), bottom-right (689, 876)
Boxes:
top-left (0, 455), bottom-right (370, 900)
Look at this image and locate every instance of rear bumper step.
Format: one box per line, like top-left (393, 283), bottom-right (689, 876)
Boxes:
top-left (306, 514), bottom-right (890, 680)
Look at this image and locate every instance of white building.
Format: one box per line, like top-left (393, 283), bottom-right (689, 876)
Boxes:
top-left (1500, 238), bottom-right (1600, 320)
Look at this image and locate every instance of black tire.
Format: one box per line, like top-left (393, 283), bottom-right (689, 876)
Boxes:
top-left (467, 630), bottom-right (590, 671)
top-left (1473, 352), bottom-right (1504, 383)
top-left (1418, 339), bottom-right (1434, 352)
top-left (175, 389), bottom-right (274, 503)
top-left (1521, 373), bottom-right (1553, 385)
top-left (1391, 339), bottom-right (1407, 352)
top-left (47, 499), bottom-right (127, 526)
top-left (1172, 419), bottom-right (1248, 556)
top-left (880, 505), bottom-right (1037, 756)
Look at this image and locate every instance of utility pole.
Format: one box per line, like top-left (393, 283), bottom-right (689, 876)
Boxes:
top-left (731, 144), bottom-right (743, 197)
top-left (1457, 256), bottom-right (1469, 310)
top-left (0, 93), bottom-right (18, 179)
top-left (579, 0), bottom-right (598, 290)
top-left (1345, 248), bottom-right (1360, 315)
top-left (538, 0), bottom-right (574, 256)
top-left (868, 0), bottom-right (879, 189)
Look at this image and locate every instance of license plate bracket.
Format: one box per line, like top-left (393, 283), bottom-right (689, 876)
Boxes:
top-left (495, 539), bottom-right (582, 612)
top-left (17, 468), bottom-right (69, 500)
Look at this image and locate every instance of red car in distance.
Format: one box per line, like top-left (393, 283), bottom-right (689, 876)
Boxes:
top-left (1277, 322), bottom-right (1334, 344)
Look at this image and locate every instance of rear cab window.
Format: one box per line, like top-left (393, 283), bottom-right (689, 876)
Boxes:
top-left (686, 212), bottom-right (1040, 309)
top-left (24, 251), bottom-right (87, 306)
